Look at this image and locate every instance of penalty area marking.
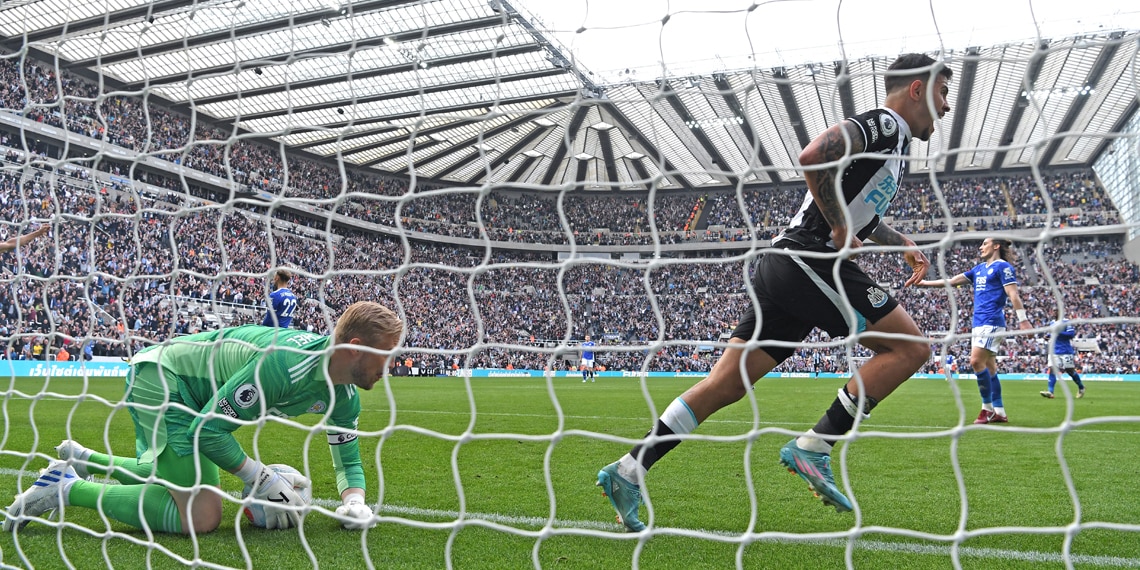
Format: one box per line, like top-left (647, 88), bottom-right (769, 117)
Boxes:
top-left (1, 467), bottom-right (1138, 567)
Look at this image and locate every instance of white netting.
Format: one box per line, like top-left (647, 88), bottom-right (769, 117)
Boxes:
top-left (0, 2), bottom-right (1139, 568)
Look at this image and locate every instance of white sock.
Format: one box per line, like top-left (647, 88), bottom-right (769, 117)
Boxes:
top-left (982, 403), bottom-right (994, 412)
top-left (615, 398), bottom-right (697, 485)
top-left (796, 430), bottom-right (833, 454)
top-left (60, 478), bottom-right (77, 506)
top-left (994, 406), bottom-right (1006, 416)
top-left (660, 397), bottom-right (699, 435)
top-left (617, 454), bottom-right (645, 483)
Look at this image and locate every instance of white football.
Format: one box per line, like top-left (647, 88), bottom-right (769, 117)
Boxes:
top-left (241, 464), bottom-right (312, 528)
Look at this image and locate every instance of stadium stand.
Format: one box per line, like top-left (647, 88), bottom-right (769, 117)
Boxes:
top-left (0, 52), bottom-right (1136, 376)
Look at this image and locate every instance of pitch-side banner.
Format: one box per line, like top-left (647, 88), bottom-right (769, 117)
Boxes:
top-left (3, 362), bottom-right (1138, 382)
top-left (1, 360), bottom-right (131, 377)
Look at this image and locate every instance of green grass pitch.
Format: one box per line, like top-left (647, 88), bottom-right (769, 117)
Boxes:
top-left (0, 374), bottom-right (1137, 569)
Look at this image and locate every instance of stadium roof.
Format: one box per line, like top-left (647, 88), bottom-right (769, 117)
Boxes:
top-left (1, 0), bottom-right (1137, 191)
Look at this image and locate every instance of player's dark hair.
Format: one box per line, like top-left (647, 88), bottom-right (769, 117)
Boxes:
top-left (275, 269), bottom-right (293, 283)
top-left (885, 53), bottom-right (953, 93)
top-left (994, 239), bottom-right (1016, 262)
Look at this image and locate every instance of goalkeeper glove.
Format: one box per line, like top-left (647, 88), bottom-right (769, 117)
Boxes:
top-left (242, 462), bottom-right (309, 530)
top-left (336, 493), bottom-right (374, 530)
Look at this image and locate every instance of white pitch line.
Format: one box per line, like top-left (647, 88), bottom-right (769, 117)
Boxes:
top-left (366, 408), bottom-right (1140, 435)
top-left (2, 467), bottom-right (1138, 567)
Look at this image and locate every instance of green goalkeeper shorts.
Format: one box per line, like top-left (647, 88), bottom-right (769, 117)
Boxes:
top-left (125, 362), bottom-right (220, 488)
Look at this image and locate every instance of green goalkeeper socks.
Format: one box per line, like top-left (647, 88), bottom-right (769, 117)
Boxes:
top-left (68, 481), bottom-right (182, 533)
top-left (84, 451), bottom-right (157, 485)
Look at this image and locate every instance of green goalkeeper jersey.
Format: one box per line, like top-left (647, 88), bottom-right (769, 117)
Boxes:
top-left (132, 325), bottom-right (365, 494)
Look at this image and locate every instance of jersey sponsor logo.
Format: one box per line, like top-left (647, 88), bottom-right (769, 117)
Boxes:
top-left (327, 432), bottom-right (358, 445)
top-left (866, 286), bottom-right (889, 308)
top-left (218, 398), bottom-right (239, 419)
top-left (234, 383), bottom-right (260, 409)
top-left (863, 174), bottom-right (898, 216)
top-left (865, 118), bottom-right (879, 144)
top-left (1003, 267), bottom-right (1013, 280)
top-left (879, 113), bottom-right (897, 137)
top-left (975, 276), bottom-right (987, 291)
top-left (307, 400), bottom-right (327, 414)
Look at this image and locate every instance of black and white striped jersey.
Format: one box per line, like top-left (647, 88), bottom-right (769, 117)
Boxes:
top-left (775, 107), bottom-right (912, 251)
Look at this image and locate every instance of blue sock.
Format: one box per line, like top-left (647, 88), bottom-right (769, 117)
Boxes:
top-left (990, 372), bottom-right (1003, 408)
top-left (1048, 371), bottom-right (1058, 392)
top-left (1070, 372), bottom-right (1084, 390)
top-left (975, 369), bottom-right (993, 404)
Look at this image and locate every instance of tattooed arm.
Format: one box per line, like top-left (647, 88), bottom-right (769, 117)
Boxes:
top-left (869, 223), bottom-right (930, 287)
top-left (799, 120), bottom-right (865, 249)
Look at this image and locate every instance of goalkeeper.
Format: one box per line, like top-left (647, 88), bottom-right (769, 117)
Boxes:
top-left (4, 301), bottom-right (402, 534)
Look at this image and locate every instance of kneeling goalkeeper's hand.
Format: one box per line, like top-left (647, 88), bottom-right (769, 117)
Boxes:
top-left (252, 466), bottom-right (309, 529)
top-left (336, 493), bottom-right (374, 530)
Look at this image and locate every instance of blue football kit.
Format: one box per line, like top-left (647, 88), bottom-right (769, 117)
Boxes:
top-left (263, 288), bottom-right (298, 328)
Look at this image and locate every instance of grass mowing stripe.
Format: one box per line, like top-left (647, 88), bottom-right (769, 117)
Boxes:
top-left (5, 376), bottom-right (1137, 568)
top-left (16, 399), bottom-right (1138, 435)
top-left (364, 407), bottom-right (1140, 435)
top-left (3, 467), bottom-right (1137, 568)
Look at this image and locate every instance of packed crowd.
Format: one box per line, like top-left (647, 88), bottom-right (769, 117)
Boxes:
top-left (1, 155), bottom-right (1136, 375)
top-left (1, 53), bottom-right (1136, 374)
top-left (0, 53), bottom-right (1125, 252)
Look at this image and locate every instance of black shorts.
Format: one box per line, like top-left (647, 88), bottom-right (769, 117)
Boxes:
top-left (731, 246), bottom-right (900, 363)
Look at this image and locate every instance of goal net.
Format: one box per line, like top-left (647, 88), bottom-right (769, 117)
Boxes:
top-left (0, 0), bottom-right (1138, 568)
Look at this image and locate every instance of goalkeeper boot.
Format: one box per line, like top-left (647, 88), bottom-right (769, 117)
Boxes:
top-left (55, 440), bottom-right (94, 479)
top-left (972, 409), bottom-right (993, 424)
top-left (1039, 391), bottom-right (1055, 399)
top-left (989, 413), bottom-right (1009, 424)
top-left (778, 440), bottom-right (852, 513)
top-left (3, 461), bottom-right (78, 531)
top-left (596, 462), bottom-right (645, 532)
